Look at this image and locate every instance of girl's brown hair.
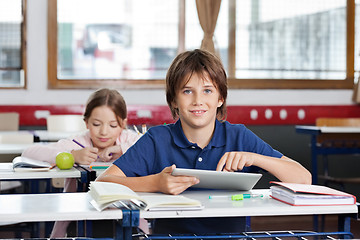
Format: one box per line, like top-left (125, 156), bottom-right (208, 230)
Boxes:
top-left (166, 49), bottom-right (227, 120)
top-left (83, 88), bottom-right (127, 127)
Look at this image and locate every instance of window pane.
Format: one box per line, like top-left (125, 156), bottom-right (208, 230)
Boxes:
top-left (355, 0), bottom-right (360, 73)
top-left (0, 0), bottom-right (23, 87)
top-left (236, 0), bottom-right (346, 80)
top-left (57, 0), bottom-right (179, 80)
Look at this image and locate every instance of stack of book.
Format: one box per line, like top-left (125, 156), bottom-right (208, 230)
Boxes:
top-left (270, 181), bottom-right (356, 206)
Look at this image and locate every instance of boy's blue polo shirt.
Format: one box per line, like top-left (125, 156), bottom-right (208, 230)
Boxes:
top-left (114, 119), bottom-right (283, 234)
top-left (115, 119), bottom-right (282, 177)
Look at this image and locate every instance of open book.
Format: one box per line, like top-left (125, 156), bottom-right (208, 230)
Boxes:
top-left (270, 181), bottom-right (356, 206)
top-left (12, 156), bottom-right (53, 172)
top-left (88, 181), bottom-right (203, 211)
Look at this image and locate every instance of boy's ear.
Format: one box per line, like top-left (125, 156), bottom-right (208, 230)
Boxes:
top-left (217, 98), bottom-right (224, 107)
top-left (172, 101), bottom-right (178, 109)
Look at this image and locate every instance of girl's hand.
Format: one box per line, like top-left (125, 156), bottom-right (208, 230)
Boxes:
top-left (216, 152), bottom-right (257, 172)
top-left (71, 147), bottom-right (98, 165)
top-left (98, 146), bottom-right (122, 162)
top-left (155, 165), bottom-right (199, 195)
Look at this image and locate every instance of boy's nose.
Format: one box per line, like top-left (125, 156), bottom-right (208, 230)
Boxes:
top-left (193, 93), bottom-right (203, 105)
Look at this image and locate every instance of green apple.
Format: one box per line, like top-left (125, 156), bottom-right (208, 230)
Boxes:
top-left (56, 152), bottom-right (75, 170)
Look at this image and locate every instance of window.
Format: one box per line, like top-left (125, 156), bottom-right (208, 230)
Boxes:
top-left (0, 0), bottom-right (26, 88)
top-left (48, 0), bottom-right (356, 89)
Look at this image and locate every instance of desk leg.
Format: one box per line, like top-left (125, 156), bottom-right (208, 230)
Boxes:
top-left (114, 209), bottom-right (140, 240)
top-left (338, 215), bottom-right (353, 239)
top-left (115, 209), bottom-right (131, 240)
top-left (311, 134), bottom-right (318, 185)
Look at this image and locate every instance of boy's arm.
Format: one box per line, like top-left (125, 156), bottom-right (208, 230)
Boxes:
top-left (216, 152), bottom-right (311, 184)
top-left (257, 155), bottom-right (312, 184)
top-left (96, 164), bottom-right (199, 195)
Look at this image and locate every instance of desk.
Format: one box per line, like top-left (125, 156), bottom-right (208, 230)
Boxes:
top-left (0, 130), bottom-right (84, 143)
top-left (0, 189), bottom-right (357, 240)
top-left (0, 163), bottom-right (90, 238)
top-left (0, 163), bottom-right (88, 192)
top-left (295, 125), bottom-right (360, 185)
top-left (33, 130), bottom-right (84, 142)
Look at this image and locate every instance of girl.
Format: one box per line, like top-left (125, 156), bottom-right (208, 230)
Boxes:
top-left (22, 88), bottom-right (144, 237)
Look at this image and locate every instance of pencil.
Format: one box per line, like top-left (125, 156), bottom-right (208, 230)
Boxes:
top-left (72, 139), bottom-right (85, 148)
top-left (133, 125), bottom-right (141, 135)
top-left (72, 139), bottom-right (105, 159)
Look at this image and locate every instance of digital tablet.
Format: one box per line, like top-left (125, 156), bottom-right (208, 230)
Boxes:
top-left (171, 168), bottom-right (262, 190)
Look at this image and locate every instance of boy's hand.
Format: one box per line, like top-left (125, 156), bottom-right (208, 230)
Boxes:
top-left (216, 152), bottom-right (256, 172)
top-left (156, 165), bottom-right (199, 195)
top-left (71, 147), bottom-right (98, 165)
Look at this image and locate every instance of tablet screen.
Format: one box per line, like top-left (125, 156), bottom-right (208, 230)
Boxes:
top-left (171, 168), bottom-right (262, 190)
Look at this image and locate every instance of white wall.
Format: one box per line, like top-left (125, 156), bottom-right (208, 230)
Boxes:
top-left (0, 0), bottom-right (355, 106)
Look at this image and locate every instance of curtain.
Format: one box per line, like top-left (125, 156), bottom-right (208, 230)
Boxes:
top-left (195, 0), bottom-right (221, 54)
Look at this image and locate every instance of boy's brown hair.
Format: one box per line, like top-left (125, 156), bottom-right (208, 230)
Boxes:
top-left (84, 88), bottom-right (127, 127)
top-left (166, 49), bottom-right (227, 120)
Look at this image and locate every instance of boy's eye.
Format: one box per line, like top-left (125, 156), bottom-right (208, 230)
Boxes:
top-left (204, 89), bottom-right (212, 94)
top-left (183, 89), bottom-right (192, 94)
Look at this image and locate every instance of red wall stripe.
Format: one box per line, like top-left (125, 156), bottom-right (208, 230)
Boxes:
top-left (0, 105), bottom-right (360, 127)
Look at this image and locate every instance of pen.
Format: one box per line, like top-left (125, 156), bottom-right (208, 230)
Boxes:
top-left (142, 124), bottom-right (147, 133)
top-left (72, 139), bottom-right (105, 158)
top-left (209, 194), bottom-right (264, 201)
top-left (133, 125), bottom-right (141, 135)
top-left (72, 139), bottom-right (85, 148)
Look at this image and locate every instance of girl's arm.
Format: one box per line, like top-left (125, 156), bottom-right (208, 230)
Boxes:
top-left (96, 164), bottom-right (199, 195)
top-left (22, 137), bottom-right (98, 165)
top-left (216, 152), bottom-right (312, 184)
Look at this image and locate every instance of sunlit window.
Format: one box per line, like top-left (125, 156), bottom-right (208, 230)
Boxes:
top-left (0, 0), bottom-right (25, 88)
top-left (49, 0), bottom-right (356, 89)
top-left (235, 0), bottom-right (346, 80)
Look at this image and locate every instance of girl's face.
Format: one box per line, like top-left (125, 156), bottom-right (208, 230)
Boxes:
top-left (85, 105), bottom-right (123, 150)
top-left (173, 73), bottom-right (223, 132)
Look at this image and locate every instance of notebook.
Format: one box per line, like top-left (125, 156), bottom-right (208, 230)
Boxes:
top-left (270, 181), bottom-right (356, 206)
top-left (171, 168), bottom-right (262, 190)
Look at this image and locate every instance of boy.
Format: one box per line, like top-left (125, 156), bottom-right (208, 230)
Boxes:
top-left (96, 49), bottom-right (311, 234)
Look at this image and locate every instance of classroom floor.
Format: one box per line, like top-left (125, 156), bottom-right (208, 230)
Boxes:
top-left (1, 215), bottom-right (359, 239)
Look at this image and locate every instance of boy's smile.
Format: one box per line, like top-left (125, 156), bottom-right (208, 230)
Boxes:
top-left (173, 73), bottom-right (223, 134)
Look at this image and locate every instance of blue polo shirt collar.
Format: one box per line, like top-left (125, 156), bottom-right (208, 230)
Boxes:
top-left (172, 119), bottom-right (226, 149)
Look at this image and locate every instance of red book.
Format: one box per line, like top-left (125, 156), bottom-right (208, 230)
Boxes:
top-left (270, 181), bottom-right (356, 206)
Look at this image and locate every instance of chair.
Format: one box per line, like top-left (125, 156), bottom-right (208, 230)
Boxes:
top-left (46, 114), bottom-right (86, 132)
top-left (316, 118), bottom-right (360, 188)
top-left (0, 112), bottom-right (19, 131)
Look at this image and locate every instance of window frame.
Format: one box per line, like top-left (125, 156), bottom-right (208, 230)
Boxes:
top-left (48, 0), bottom-right (355, 90)
top-left (0, 0), bottom-right (27, 89)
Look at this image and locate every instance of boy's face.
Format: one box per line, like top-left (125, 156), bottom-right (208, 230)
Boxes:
top-left (173, 73), bottom-right (223, 132)
top-left (85, 105), bottom-right (123, 150)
